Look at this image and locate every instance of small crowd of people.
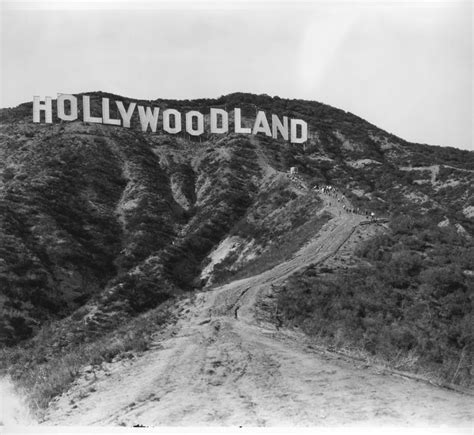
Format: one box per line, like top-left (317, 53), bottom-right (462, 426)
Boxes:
top-left (286, 171), bottom-right (378, 222)
top-left (312, 183), bottom-right (376, 220)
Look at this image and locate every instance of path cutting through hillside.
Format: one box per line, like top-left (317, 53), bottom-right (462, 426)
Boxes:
top-left (43, 193), bottom-right (473, 426)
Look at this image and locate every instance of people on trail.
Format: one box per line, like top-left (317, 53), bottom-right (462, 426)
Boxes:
top-left (310, 184), bottom-right (380, 220)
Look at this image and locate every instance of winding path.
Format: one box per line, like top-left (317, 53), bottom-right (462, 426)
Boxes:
top-left (43, 195), bottom-right (473, 426)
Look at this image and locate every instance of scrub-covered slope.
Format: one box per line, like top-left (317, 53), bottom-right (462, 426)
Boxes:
top-left (0, 93), bottom-right (472, 418)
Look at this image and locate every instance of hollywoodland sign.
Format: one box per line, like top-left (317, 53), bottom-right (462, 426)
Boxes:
top-left (33, 94), bottom-right (308, 144)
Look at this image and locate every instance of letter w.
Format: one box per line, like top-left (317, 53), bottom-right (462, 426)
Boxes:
top-left (138, 106), bottom-right (160, 133)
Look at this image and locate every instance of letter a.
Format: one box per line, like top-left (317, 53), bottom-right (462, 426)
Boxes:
top-left (252, 111), bottom-right (272, 137)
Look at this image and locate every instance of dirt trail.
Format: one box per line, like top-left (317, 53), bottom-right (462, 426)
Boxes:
top-left (43, 195), bottom-right (474, 426)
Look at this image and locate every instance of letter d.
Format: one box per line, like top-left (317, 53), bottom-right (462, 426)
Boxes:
top-left (290, 119), bottom-right (308, 144)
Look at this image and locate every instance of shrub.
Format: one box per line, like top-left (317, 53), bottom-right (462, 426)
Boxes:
top-left (276, 216), bottom-right (473, 387)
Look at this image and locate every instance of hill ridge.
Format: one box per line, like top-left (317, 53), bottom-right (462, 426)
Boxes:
top-left (0, 93), bottom-right (472, 423)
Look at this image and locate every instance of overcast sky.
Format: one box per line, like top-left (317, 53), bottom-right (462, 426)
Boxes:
top-left (1, 0), bottom-right (472, 149)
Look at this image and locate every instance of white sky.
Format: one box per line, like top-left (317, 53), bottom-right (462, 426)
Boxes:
top-left (1, 0), bottom-right (472, 149)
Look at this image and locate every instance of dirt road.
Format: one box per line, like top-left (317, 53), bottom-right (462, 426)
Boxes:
top-left (43, 196), bottom-right (474, 426)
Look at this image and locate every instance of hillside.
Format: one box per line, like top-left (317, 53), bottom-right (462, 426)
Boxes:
top-left (0, 92), bottom-right (473, 424)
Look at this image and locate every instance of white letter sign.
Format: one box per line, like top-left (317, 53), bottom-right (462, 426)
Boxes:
top-left (82, 95), bottom-right (102, 124)
top-left (186, 111), bottom-right (204, 136)
top-left (252, 111), bottom-right (272, 137)
top-left (33, 96), bottom-right (53, 123)
top-left (271, 114), bottom-right (289, 141)
top-left (138, 106), bottom-right (160, 133)
top-left (210, 108), bottom-right (228, 134)
top-left (102, 98), bottom-right (121, 126)
top-left (32, 94), bottom-right (309, 145)
top-left (234, 108), bottom-right (251, 134)
top-left (116, 101), bottom-right (136, 128)
top-left (57, 94), bottom-right (78, 121)
top-left (163, 109), bottom-right (182, 134)
top-left (290, 119), bottom-right (308, 144)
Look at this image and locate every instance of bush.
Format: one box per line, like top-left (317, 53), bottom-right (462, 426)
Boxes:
top-left (276, 216), bottom-right (473, 387)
